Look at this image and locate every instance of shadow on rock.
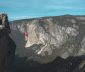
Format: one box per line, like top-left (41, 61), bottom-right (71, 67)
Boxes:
top-left (11, 55), bottom-right (85, 72)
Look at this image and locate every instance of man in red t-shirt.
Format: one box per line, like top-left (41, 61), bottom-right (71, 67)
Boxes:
top-left (23, 32), bottom-right (28, 41)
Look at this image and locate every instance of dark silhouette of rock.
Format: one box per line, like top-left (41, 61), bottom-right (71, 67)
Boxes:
top-left (0, 14), bottom-right (16, 72)
top-left (11, 55), bottom-right (85, 72)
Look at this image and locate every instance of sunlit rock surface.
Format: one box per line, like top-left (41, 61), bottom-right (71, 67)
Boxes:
top-left (10, 15), bottom-right (85, 64)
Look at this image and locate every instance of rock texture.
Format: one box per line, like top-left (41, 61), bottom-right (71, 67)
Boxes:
top-left (0, 13), bottom-right (16, 72)
top-left (10, 15), bottom-right (85, 72)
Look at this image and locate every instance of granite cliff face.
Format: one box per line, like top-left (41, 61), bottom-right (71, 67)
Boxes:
top-left (10, 15), bottom-right (85, 62)
top-left (10, 15), bottom-right (85, 72)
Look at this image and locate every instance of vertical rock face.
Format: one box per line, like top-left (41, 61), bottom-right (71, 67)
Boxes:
top-left (9, 16), bottom-right (85, 72)
top-left (10, 15), bottom-right (85, 63)
top-left (0, 13), bottom-right (16, 72)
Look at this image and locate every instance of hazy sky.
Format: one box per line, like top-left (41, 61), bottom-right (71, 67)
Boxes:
top-left (0, 0), bottom-right (85, 21)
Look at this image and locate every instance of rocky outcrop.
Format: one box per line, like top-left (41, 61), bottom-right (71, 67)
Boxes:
top-left (0, 13), bottom-right (16, 72)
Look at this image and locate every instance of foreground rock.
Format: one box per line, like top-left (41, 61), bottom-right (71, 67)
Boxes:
top-left (0, 14), bottom-right (16, 72)
top-left (10, 15), bottom-right (85, 72)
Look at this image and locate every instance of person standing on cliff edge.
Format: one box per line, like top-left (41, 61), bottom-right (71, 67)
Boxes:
top-left (0, 14), bottom-right (16, 72)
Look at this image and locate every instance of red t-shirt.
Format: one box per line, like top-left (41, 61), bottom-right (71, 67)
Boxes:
top-left (24, 32), bottom-right (28, 37)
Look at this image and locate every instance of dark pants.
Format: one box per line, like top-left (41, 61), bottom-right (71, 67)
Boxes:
top-left (0, 35), bottom-right (16, 72)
